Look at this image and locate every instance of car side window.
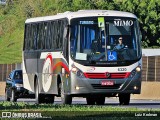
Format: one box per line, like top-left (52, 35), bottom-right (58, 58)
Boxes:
top-left (14, 71), bottom-right (22, 79)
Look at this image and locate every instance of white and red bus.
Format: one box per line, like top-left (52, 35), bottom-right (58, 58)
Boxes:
top-left (23, 10), bottom-right (142, 105)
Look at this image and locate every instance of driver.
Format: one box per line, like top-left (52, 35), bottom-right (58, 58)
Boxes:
top-left (114, 37), bottom-right (125, 50)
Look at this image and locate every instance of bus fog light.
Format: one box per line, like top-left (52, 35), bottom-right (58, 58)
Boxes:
top-left (134, 86), bottom-right (138, 90)
top-left (136, 66), bottom-right (141, 72)
top-left (75, 86), bottom-right (80, 90)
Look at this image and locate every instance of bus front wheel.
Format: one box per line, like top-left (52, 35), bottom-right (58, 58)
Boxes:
top-left (60, 83), bottom-right (72, 104)
top-left (86, 97), bottom-right (96, 105)
top-left (95, 97), bottom-right (105, 105)
top-left (119, 93), bottom-right (130, 105)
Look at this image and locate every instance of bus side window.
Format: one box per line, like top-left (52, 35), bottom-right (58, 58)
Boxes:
top-left (31, 24), bottom-right (38, 50)
top-left (51, 21), bottom-right (54, 50)
top-left (24, 24), bottom-right (29, 50)
top-left (27, 24), bottom-right (32, 50)
top-left (41, 22), bottom-right (46, 50)
top-left (55, 20), bottom-right (59, 50)
top-left (33, 24), bottom-right (38, 50)
top-left (39, 23), bottom-right (44, 50)
top-left (37, 23), bottom-right (41, 50)
top-left (47, 22), bottom-right (52, 49)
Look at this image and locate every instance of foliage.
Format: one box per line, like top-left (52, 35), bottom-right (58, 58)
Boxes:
top-left (0, 0), bottom-right (160, 63)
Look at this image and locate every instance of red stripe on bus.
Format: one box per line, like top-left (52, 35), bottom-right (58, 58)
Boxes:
top-left (52, 62), bottom-right (69, 73)
top-left (43, 53), bottom-right (53, 71)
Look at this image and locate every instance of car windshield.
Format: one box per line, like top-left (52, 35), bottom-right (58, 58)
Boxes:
top-left (14, 71), bottom-right (22, 80)
top-left (70, 17), bottom-right (141, 65)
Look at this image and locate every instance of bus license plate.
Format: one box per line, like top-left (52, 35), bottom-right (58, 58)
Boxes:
top-left (101, 81), bottom-right (114, 86)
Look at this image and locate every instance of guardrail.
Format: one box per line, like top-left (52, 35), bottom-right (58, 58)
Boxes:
top-left (142, 56), bottom-right (160, 82)
top-left (0, 63), bottom-right (21, 81)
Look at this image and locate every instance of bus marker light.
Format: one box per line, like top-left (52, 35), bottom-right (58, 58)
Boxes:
top-left (66, 74), bottom-right (69, 78)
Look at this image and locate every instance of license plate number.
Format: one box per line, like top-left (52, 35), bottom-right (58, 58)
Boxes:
top-left (101, 81), bottom-right (114, 86)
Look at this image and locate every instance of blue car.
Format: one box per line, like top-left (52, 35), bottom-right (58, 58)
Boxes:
top-left (5, 69), bottom-right (29, 102)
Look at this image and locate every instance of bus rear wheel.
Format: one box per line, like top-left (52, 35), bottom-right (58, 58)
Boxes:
top-left (35, 80), bottom-right (45, 104)
top-left (60, 83), bottom-right (72, 104)
top-left (45, 94), bottom-right (55, 104)
top-left (119, 93), bottom-right (130, 105)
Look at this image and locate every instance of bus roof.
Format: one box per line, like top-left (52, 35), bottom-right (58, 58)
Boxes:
top-left (25, 10), bottom-right (137, 23)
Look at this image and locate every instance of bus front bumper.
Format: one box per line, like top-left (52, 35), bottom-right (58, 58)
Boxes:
top-left (69, 72), bottom-right (141, 97)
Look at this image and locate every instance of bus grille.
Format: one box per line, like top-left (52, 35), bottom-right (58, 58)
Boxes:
top-left (91, 84), bottom-right (121, 89)
top-left (84, 72), bottom-right (130, 79)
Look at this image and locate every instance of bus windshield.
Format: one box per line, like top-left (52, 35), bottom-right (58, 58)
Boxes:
top-left (70, 17), bottom-right (141, 65)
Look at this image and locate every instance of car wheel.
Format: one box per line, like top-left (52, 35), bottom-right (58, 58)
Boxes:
top-left (10, 90), bottom-right (17, 102)
top-left (60, 83), bottom-right (72, 105)
top-left (5, 90), bottom-right (10, 101)
top-left (119, 93), bottom-right (130, 105)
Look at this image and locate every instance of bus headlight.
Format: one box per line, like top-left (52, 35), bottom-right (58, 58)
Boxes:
top-left (71, 64), bottom-right (85, 78)
top-left (136, 66), bottom-right (141, 72)
top-left (129, 66), bottom-right (141, 78)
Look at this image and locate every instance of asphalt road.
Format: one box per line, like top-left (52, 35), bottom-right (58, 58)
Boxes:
top-left (0, 96), bottom-right (160, 109)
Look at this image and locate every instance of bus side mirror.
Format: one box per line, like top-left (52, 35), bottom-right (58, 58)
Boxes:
top-left (63, 25), bottom-right (69, 62)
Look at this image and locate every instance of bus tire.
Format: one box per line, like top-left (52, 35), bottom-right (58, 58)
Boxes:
top-left (86, 96), bottom-right (96, 105)
top-left (35, 80), bottom-right (45, 104)
top-left (60, 83), bottom-right (72, 104)
top-left (119, 93), bottom-right (130, 105)
top-left (10, 90), bottom-right (17, 102)
top-left (45, 94), bottom-right (55, 104)
top-left (95, 97), bottom-right (105, 105)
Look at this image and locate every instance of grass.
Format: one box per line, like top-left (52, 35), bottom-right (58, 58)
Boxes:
top-left (0, 101), bottom-right (139, 111)
top-left (0, 102), bottom-right (160, 120)
top-left (0, 15), bottom-right (24, 64)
